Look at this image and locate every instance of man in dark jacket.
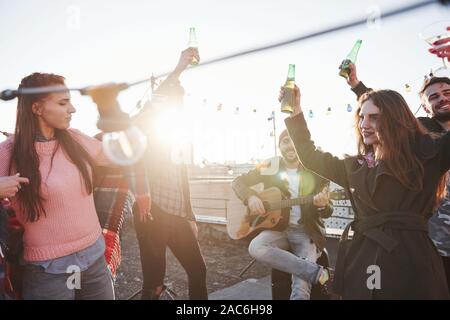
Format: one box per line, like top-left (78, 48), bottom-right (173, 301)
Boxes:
top-left (345, 65), bottom-right (450, 290)
top-left (418, 76), bottom-right (450, 288)
top-left (232, 130), bottom-right (333, 300)
top-left (418, 76), bottom-right (450, 132)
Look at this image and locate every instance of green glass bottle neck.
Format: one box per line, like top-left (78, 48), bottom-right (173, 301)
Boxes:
top-left (189, 29), bottom-right (198, 47)
top-left (287, 65), bottom-right (295, 81)
top-left (347, 41), bottom-right (362, 62)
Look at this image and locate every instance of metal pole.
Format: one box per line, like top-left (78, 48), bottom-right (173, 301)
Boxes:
top-left (239, 258), bottom-right (257, 278)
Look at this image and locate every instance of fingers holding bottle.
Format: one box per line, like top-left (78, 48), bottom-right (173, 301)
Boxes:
top-left (279, 84), bottom-right (302, 117)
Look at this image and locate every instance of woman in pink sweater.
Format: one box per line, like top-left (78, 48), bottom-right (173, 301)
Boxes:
top-left (0, 73), bottom-right (114, 300)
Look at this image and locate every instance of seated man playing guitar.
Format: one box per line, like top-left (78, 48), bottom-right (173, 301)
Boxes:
top-left (232, 129), bottom-right (333, 300)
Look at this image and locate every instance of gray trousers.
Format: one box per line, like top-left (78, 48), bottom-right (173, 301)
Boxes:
top-left (22, 256), bottom-right (115, 300)
top-left (248, 225), bottom-right (322, 300)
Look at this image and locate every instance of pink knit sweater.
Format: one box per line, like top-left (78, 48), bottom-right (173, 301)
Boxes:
top-left (0, 129), bottom-right (109, 262)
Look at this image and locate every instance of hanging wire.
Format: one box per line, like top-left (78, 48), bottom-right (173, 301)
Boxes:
top-left (103, 0), bottom-right (446, 90)
top-left (413, 104), bottom-right (424, 116)
top-left (1, 0), bottom-right (442, 102)
top-left (398, 63), bottom-right (449, 95)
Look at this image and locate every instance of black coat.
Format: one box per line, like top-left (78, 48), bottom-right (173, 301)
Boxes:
top-left (232, 156), bottom-right (332, 251)
top-left (286, 113), bottom-right (450, 299)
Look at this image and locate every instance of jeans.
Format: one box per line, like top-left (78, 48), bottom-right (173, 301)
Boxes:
top-left (248, 224), bottom-right (322, 300)
top-left (22, 256), bottom-right (115, 300)
top-left (30, 236), bottom-right (105, 273)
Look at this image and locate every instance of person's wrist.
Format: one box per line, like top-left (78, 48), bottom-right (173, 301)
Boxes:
top-left (290, 107), bottom-right (302, 117)
top-left (350, 79), bottom-right (360, 89)
top-left (170, 67), bottom-right (184, 79)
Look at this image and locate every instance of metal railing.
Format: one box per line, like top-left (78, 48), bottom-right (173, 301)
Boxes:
top-left (191, 196), bottom-right (230, 222)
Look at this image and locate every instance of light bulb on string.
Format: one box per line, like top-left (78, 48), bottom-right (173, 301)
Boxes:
top-left (326, 107), bottom-right (332, 116)
top-left (82, 82), bottom-right (147, 166)
top-left (102, 126), bottom-right (147, 166)
top-left (308, 110), bottom-right (314, 118)
top-left (405, 84), bottom-right (411, 93)
top-left (347, 104), bottom-right (352, 112)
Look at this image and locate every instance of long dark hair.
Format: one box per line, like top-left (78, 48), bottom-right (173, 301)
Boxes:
top-left (9, 73), bottom-right (96, 222)
top-left (354, 89), bottom-right (446, 208)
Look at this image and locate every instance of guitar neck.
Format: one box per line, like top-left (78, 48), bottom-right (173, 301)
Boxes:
top-left (268, 195), bottom-right (315, 211)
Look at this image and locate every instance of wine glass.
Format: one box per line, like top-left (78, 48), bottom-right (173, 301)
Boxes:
top-left (420, 21), bottom-right (450, 70)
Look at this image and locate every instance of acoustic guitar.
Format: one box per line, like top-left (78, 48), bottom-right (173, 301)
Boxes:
top-left (227, 187), bottom-right (347, 240)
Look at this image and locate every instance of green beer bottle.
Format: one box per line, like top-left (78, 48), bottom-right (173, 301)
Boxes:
top-left (339, 40), bottom-right (362, 78)
top-left (281, 64), bottom-right (296, 113)
top-left (188, 27), bottom-right (199, 65)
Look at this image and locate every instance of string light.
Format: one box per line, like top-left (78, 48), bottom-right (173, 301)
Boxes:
top-left (308, 110), bottom-right (314, 118)
top-left (402, 66), bottom-right (444, 96)
top-left (102, 126), bottom-right (147, 166)
top-left (326, 107), bottom-right (332, 115)
top-left (347, 104), bottom-right (352, 112)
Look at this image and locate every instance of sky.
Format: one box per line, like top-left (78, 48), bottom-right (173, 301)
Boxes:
top-left (0, 0), bottom-right (449, 164)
